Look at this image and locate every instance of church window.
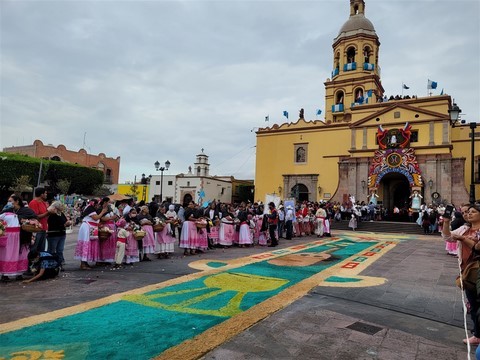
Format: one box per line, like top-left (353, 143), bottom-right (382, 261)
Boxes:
top-left (354, 88), bottom-right (364, 103)
top-left (410, 130), bottom-right (418, 143)
top-left (294, 143), bottom-right (308, 164)
top-left (346, 47), bottom-right (356, 63)
top-left (50, 156), bottom-right (61, 161)
top-left (334, 52), bottom-right (340, 69)
top-left (335, 91), bottom-right (344, 105)
top-left (197, 166), bottom-right (201, 175)
top-left (363, 46), bottom-right (371, 63)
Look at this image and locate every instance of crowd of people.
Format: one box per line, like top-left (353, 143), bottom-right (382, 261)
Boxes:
top-left (73, 198), bottom-right (337, 270)
top-left (0, 192), bottom-right (343, 282)
top-left (0, 188), bottom-right (69, 283)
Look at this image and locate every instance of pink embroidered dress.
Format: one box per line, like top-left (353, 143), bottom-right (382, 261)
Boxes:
top-left (74, 212), bottom-right (101, 263)
top-left (141, 223), bottom-right (156, 255)
top-left (179, 220), bottom-right (199, 250)
top-left (98, 215), bottom-right (117, 263)
top-left (0, 212), bottom-right (28, 277)
top-left (156, 222), bottom-right (176, 254)
top-left (219, 217), bottom-right (235, 246)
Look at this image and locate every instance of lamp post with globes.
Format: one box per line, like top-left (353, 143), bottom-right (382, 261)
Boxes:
top-left (154, 160), bottom-right (171, 203)
top-left (448, 103), bottom-right (477, 204)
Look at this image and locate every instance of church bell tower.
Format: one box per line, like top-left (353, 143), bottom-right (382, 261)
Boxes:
top-left (324, 0), bottom-right (384, 124)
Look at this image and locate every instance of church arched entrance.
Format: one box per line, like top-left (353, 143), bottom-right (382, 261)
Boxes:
top-left (291, 183), bottom-right (309, 202)
top-left (379, 172), bottom-right (411, 220)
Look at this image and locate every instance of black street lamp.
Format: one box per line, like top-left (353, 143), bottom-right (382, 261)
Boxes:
top-left (449, 103), bottom-right (477, 204)
top-left (469, 122), bottom-right (477, 204)
top-left (154, 160), bottom-right (171, 202)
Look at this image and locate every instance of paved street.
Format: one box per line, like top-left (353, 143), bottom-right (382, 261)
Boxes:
top-left (0, 228), bottom-right (470, 359)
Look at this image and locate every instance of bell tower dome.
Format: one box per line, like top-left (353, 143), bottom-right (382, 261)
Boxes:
top-left (324, 0), bottom-right (384, 124)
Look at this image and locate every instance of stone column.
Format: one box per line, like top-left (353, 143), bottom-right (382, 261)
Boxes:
top-left (351, 129), bottom-right (357, 150)
top-left (451, 158), bottom-right (469, 205)
top-left (424, 158), bottom-right (437, 203)
top-left (362, 127), bottom-right (368, 150)
top-left (429, 121), bottom-right (435, 146)
top-left (442, 120), bottom-right (450, 145)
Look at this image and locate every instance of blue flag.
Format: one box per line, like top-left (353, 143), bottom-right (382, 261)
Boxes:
top-left (403, 84), bottom-right (409, 90)
top-left (316, 109), bottom-right (322, 115)
top-left (283, 111), bottom-right (289, 119)
top-left (428, 79), bottom-right (437, 89)
top-left (367, 90), bottom-right (373, 97)
top-left (440, 89), bottom-right (444, 95)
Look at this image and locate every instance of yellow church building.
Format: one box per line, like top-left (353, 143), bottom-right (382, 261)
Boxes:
top-left (255, 0), bottom-right (478, 208)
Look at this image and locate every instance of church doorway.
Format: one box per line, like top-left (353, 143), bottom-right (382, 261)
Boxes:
top-left (380, 173), bottom-right (411, 220)
top-left (291, 183), bottom-right (309, 202)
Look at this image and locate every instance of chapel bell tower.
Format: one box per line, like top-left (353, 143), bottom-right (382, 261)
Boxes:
top-left (194, 149), bottom-right (210, 177)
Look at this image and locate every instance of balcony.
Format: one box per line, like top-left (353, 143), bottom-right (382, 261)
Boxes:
top-left (363, 62), bottom-right (375, 71)
top-left (343, 62), bottom-right (356, 72)
top-left (331, 68), bottom-right (339, 77)
top-left (332, 104), bottom-right (344, 113)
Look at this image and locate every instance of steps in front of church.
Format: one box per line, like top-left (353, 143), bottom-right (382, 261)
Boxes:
top-left (330, 220), bottom-right (435, 235)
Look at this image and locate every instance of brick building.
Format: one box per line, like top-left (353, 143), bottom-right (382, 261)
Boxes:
top-left (3, 139), bottom-right (120, 184)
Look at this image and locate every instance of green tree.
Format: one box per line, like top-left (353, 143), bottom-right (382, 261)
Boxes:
top-left (0, 152), bottom-right (104, 195)
top-left (9, 175), bottom-right (33, 195)
top-left (56, 179), bottom-right (71, 195)
top-left (92, 185), bottom-right (113, 197)
top-left (125, 183), bottom-right (138, 200)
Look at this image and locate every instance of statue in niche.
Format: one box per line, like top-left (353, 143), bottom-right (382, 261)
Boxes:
top-left (299, 108), bottom-right (304, 120)
top-left (296, 147), bottom-right (306, 163)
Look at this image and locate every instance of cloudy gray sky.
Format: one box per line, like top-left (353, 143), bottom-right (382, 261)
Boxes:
top-left (1, 0), bottom-right (479, 183)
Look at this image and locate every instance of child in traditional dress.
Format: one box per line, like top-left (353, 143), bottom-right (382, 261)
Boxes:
top-left (348, 214), bottom-right (357, 231)
top-left (113, 218), bottom-right (130, 269)
top-left (165, 204), bottom-right (178, 237)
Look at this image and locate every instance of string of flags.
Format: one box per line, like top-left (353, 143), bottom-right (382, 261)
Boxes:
top-left (265, 109), bottom-right (323, 122)
top-left (264, 77), bottom-right (443, 123)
